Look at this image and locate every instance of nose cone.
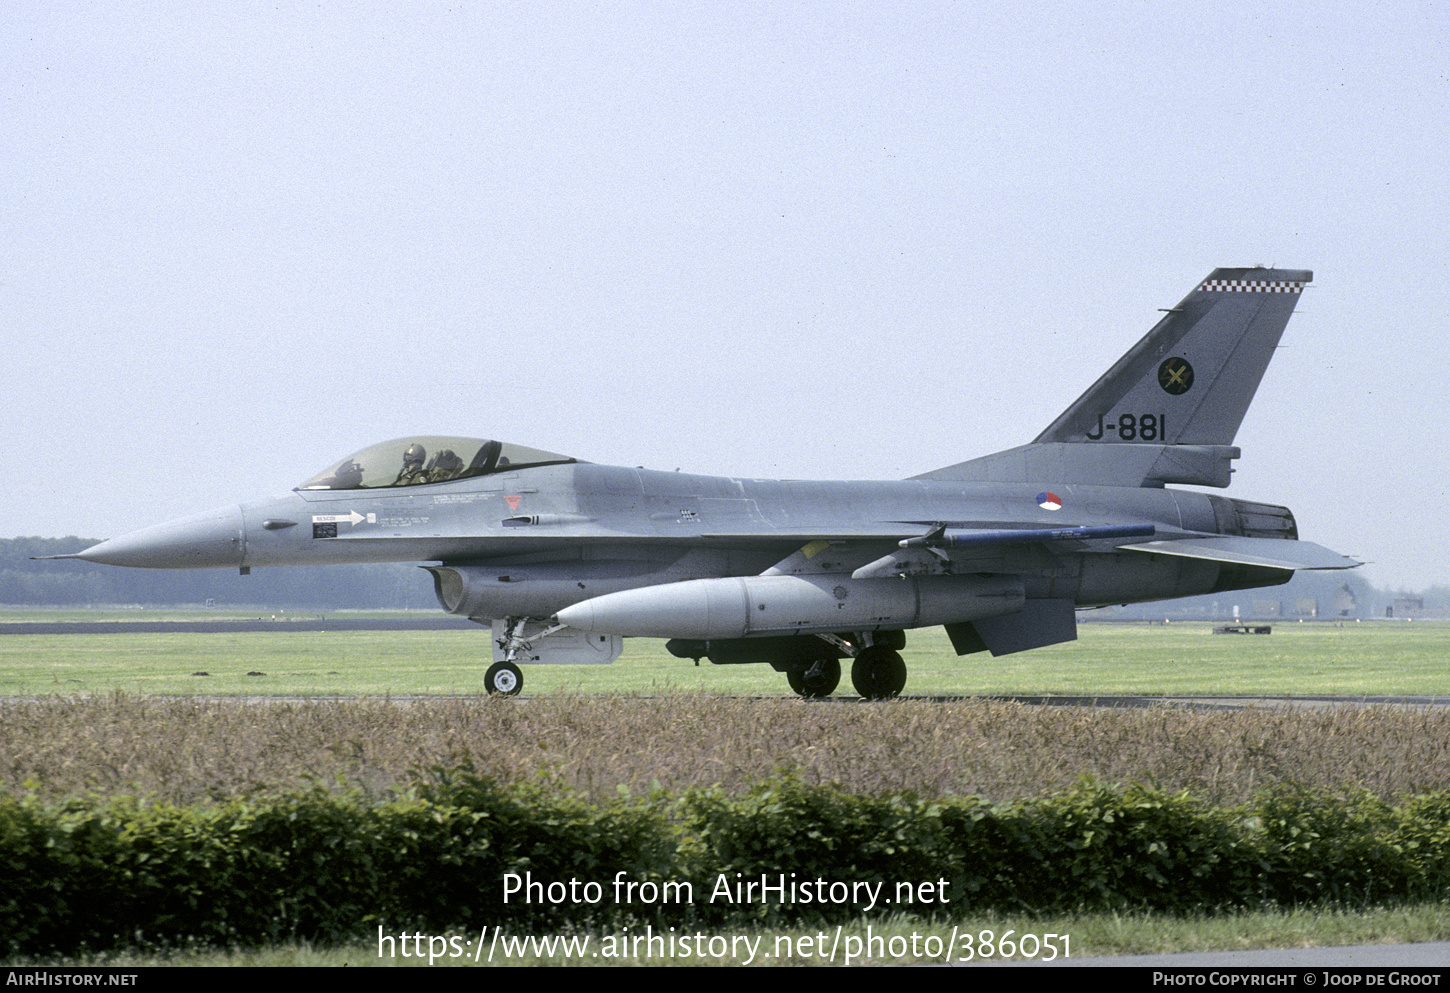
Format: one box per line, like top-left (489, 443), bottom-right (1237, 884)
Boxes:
top-left (76, 505), bottom-right (246, 569)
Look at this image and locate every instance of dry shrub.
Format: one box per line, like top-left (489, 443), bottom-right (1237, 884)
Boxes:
top-left (3, 693), bottom-right (1449, 804)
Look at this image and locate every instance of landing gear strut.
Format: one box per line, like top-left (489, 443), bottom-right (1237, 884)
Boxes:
top-left (485, 660), bottom-right (523, 696)
top-left (786, 657), bottom-right (841, 698)
top-left (851, 645), bottom-right (906, 700)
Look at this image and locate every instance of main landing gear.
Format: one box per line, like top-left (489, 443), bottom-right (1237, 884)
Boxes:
top-left (850, 645), bottom-right (907, 700)
top-left (782, 633), bottom-right (907, 700)
top-left (665, 631), bottom-right (909, 701)
top-left (786, 657), bottom-right (841, 698)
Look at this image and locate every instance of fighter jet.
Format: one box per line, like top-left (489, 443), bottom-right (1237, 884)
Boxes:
top-left (62, 267), bottom-right (1356, 698)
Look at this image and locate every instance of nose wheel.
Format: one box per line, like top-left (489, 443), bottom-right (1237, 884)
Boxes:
top-left (851, 646), bottom-right (906, 700)
top-left (485, 660), bottom-right (523, 696)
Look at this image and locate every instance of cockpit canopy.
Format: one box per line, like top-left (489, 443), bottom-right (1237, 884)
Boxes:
top-left (298, 437), bottom-right (577, 491)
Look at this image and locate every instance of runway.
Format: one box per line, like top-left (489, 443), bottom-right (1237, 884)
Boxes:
top-left (961, 693), bottom-right (1450, 710)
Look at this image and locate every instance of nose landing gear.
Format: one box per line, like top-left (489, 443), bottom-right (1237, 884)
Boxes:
top-left (484, 659), bottom-right (523, 696)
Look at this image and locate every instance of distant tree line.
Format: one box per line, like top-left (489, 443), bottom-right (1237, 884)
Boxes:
top-left (2, 537), bottom-right (439, 611)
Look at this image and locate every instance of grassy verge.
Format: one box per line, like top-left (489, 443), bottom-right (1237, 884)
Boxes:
top-left (1, 620), bottom-right (1447, 697)
top-left (12, 904), bottom-right (1450, 966)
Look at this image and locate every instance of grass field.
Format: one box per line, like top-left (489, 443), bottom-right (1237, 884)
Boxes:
top-left (1, 616), bottom-right (1446, 697)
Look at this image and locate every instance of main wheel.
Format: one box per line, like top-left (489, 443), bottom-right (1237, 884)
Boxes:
top-left (786, 657), bottom-right (841, 698)
top-left (851, 646), bottom-right (907, 700)
top-left (485, 660), bottom-right (523, 696)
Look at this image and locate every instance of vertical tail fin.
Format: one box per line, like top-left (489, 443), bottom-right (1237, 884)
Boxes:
top-left (1034, 267), bottom-right (1311, 446)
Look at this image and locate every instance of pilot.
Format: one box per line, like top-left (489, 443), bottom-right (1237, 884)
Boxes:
top-left (426, 448), bottom-right (466, 483)
top-left (393, 444), bottom-right (429, 485)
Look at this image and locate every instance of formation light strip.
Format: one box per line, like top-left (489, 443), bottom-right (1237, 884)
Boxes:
top-left (1198, 279), bottom-right (1305, 293)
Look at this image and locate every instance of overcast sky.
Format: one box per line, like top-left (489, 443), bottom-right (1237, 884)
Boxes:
top-left (6, 3), bottom-right (1447, 590)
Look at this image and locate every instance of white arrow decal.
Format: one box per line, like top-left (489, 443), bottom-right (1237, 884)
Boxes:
top-left (311, 511), bottom-right (368, 526)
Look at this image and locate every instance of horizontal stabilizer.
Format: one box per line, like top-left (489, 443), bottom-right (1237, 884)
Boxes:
top-left (1121, 535), bottom-right (1358, 571)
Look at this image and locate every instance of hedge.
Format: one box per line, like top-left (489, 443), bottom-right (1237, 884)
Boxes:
top-left (2, 766), bottom-right (1448, 956)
